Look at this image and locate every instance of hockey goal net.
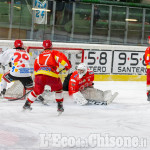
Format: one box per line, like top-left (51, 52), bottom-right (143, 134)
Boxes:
top-left (4, 47), bottom-right (84, 100)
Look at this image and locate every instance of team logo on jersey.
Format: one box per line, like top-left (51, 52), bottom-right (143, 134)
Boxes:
top-left (38, 67), bottom-right (51, 72)
top-left (19, 68), bottom-right (30, 73)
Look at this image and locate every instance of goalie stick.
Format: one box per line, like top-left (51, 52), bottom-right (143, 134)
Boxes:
top-left (87, 100), bottom-right (107, 105)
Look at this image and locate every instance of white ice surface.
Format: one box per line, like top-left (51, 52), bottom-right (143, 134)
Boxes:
top-left (0, 81), bottom-right (149, 150)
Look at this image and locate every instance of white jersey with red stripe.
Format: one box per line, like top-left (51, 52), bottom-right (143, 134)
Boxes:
top-left (0, 48), bottom-right (31, 77)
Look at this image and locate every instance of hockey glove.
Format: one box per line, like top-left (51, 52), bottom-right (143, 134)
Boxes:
top-left (9, 62), bottom-right (12, 67)
top-left (65, 61), bottom-right (72, 71)
top-left (0, 63), bottom-right (5, 70)
top-left (1, 65), bottom-right (5, 70)
top-left (73, 91), bottom-right (88, 106)
top-left (65, 65), bottom-right (70, 71)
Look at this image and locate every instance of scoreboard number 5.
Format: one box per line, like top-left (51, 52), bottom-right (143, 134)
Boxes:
top-left (118, 52), bottom-right (145, 66)
top-left (88, 51), bottom-right (107, 65)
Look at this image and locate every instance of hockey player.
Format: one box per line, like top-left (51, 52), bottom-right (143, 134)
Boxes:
top-left (63, 63), bottom-right (118, 105)
top-left (0, 40), bottom-right (33, 97)
top-left (145, 36), bottom-right (150, 101)
top-left (23, 40), bottom-right (71, 113)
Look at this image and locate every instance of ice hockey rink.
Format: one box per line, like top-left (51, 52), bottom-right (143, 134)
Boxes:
top-left (0, 81), bottom-right (149, 150)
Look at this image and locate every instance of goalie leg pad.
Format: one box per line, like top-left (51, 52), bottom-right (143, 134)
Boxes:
top-left (73, 91), bottom-right (88, 106)
top-left (103, 90), bottom-right (112, 101)
top-left (81, 88), bottom-right (104, 101)
top-left (81, 88), bottom-right (118, 105)
top-left (106, 92), bottom-right (119, 105)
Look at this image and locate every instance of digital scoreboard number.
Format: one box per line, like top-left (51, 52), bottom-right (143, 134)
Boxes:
top-left (112, 50), bottom-right (146, 75)
top-left (84, 50), bottom-right (112, 74)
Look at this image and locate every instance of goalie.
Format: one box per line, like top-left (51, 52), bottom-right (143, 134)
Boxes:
top-left (63, 63), bottom-right (118, 105)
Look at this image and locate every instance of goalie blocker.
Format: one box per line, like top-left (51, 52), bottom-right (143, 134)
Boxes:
top-left (63, 63), bottom-right (118, 105)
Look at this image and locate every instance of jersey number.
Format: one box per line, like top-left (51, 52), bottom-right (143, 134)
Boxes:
top-left (39, 54), bottom-right (51, 65)
top-left (14, 52), bottom-right (29, 62)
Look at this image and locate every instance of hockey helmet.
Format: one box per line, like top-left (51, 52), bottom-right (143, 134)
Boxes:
top-left (77, 63), bottom-right (88, 78)
top-left (14, 39), bottom-right (23, 48)
top-left (43, 40), bottom-right (52, 49)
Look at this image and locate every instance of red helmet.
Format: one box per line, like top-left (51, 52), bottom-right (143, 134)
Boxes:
top-left (148, 36), bottom-right (150, 40)
top-left (43, 40), bottom-right (52, 49)
top-left (14, 40), bottom-right (23, 48)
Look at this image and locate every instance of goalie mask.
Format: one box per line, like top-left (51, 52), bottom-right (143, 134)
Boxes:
top-left (77, 63), bottom-right (87, 78)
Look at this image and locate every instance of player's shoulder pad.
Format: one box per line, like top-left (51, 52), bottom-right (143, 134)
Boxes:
top-left (4, 48), bottom-right (15, 54)
top-left (52, 49), bottom-right (61, 53)
top-left (72, 70), bottom-right (79, 79)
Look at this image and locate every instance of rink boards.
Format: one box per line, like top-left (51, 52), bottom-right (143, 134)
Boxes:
top-left (0, 40), bottom-right (147, 81)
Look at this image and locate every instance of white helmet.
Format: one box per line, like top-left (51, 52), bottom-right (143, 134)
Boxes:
top-left (77, 63), bottom-right (87, 78)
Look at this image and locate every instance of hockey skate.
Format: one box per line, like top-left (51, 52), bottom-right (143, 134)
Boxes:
top-left (147, 91), bottom-right (150, 101)
top-left (57, 102), bottom-right (64, 115)
top-left (23, 100), bottom-right (32, 111)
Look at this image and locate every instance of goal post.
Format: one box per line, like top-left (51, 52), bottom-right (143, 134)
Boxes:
top-left (4, 47), bottom-right (84, 100)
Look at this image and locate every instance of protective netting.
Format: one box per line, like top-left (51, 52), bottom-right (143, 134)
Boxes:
top-left (28, 47), bottom-right (84, 81)
top-left (4, 81), bottom-right (25, 100)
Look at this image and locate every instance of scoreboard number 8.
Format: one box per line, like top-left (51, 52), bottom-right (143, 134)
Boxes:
top-left (88, 51), bottom-right (107, 65)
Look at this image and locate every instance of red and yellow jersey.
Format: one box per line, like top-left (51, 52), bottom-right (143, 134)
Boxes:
top-left (68, 69), bottom-right (94, 95)
top-left (34, 50), bottom-right (71, 78)
top-left (145, 47), bottom-right (150, 68)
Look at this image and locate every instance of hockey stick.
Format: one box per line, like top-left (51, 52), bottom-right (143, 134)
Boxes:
top-left (8, 90), bottom-right (33, 101)
top-left (59, 68), bottom-right (66, 73)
